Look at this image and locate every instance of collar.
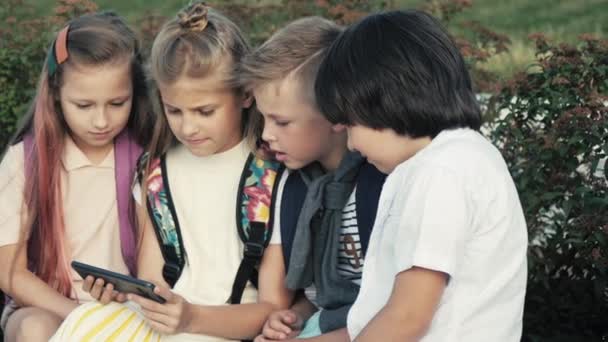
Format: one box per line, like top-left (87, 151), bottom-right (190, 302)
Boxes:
top-left (61, 136), bottom-right (115, 171)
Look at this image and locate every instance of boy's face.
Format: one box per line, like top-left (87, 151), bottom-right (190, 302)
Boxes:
top-left (254, 76), bottom-right (344, 170)
top-left (347, 124), bottom-right (431, 173)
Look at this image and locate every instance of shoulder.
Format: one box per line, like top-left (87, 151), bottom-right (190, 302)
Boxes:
top-left (0, 142), bottom-right (25, 176)
top-left (398, 129), bottom-right (507, 181)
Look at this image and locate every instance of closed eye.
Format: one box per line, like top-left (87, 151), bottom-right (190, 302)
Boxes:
top-left (165, 107), bottom-right (181, 115)
top-left (110, 101), bottom-right (128, 107)
top-left (198, 109), bottom-right (215, 117)
top-left (75, 103), bottom-right (92, 109)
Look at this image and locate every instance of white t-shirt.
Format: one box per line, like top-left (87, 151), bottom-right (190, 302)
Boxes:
top-left (347, 128), bottom-right (528, 341)
top-left (270, 170), bottom-right (365, 306)
top-left (136, 141), bottom-right (257, 342)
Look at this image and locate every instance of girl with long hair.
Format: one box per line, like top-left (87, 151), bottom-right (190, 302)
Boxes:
top-left (0, 11), bottom-right (152, 341)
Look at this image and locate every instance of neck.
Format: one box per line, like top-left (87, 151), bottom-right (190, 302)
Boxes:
top-left (319, 132), bottom-right (348, 172)
top-left (77, 141), bottom-right (113, 165)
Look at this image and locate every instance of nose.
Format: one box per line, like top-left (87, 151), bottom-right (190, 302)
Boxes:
top-left (181, 113), bottom-right (200, 137)
top-left (92, 107), bottom-right (109, 130)
top-left (261, 121), bottom-right (276, 143)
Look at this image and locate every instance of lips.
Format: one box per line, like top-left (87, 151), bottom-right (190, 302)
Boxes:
top-left (185, 137), bottom-right (209, 145)
top-left (90, 131), bottom-right (112, 139)
top-left (274, 151), bottom-right (288, 162)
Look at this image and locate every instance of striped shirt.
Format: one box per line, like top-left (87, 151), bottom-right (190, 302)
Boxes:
top-left (337, 187), bottom-right (364, 284)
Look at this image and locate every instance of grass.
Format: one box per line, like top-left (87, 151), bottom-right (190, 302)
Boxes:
top-left (18, 0), bottom-right (608, 78)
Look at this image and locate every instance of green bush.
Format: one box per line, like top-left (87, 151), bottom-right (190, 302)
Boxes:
top-left (489, 34), bottom-right (608, 341)
top-left (0, 0), bottom-right (99, 149)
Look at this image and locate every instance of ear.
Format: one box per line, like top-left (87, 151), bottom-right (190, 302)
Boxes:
top-left (241, 91), bottom-right (254, 109)
top-left (331, 123), bottom-right (347, 133)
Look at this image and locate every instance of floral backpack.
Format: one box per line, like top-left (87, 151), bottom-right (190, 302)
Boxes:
top-left (139, 152), bottom-right (283, 305)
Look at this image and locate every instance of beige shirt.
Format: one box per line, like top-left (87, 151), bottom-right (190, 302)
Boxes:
top-left (161, 141), bottom-right (257, 342)
top-left (0, 137), bottom-right (129, 302)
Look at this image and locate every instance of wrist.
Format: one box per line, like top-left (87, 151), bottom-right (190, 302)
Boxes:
top-left (183, 302), bottom-right (203, 334)
top-left (60, 300), bottom-right (79, 319)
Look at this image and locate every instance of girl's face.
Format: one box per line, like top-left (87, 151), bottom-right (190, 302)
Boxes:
top-left (59, 61), bottom-right (133, 162)
top-left (159, 74), bottom-right (251, 157)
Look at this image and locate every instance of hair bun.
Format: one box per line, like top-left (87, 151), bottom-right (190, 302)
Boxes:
top-left (178, 1), bottom-right (209, 32)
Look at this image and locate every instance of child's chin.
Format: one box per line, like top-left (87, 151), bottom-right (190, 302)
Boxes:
top-left (283, 159), bottom-right (307, 170)
top-left (187, 146), bottom-right (215, 157)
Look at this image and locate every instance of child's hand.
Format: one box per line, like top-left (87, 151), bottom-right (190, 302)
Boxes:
top-left (127, 285), bottom-right (193, 335)
top-left (256, 309), bottom-right (304, 341)
top-left (82, 275), bottom-right (128, 304)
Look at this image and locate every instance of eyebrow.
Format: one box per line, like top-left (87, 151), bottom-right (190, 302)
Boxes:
top-left (163, 102), bottom-right (217, 111)
top-left (266, 113), bottom-right (289, 121)
top-left (68, 94), bottom-right (132, 103)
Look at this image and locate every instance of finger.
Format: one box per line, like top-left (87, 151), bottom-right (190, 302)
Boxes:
top-left (254, 335), bottom-right (270, 342)
top-left (141, 308), bottom-right (177, 333)
top-left (145, 318), bottom-right (174, 335)
top-left (89, 278), bottom-right (105, 300)
top-left (128, 293), bottom-right (166, 314)
top-left (262, 327), bottom-right (287, 340)
top-left (99, 283), bottom-right (115, 305)
top-left (115, 292), bottom-right (128, 303)
top-left (280, 311), bottom-right (297, 324)
top-left (287, 330), bottom-right (301, 339)
top-left (269, 317), bottom-right (292, 335)
top-left (153, 285), bottom-right (175, 303)
top-left (82, 276), bottom-right (95, 292)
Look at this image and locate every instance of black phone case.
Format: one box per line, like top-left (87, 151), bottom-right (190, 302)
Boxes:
top-left (71, 261), bottom-right (166, 303)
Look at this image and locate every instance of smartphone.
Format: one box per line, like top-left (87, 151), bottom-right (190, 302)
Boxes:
top-left (71, 261), bottom-right (166, 303)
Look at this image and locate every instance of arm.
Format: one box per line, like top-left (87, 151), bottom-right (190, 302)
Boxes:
top-left (256, 328), bottom-right (350, 342)
top-left (0, 242), bottom-right (78, 319)
top-left (289, 292), bottom-right (317, 322)
top-left (354, 267), bottom-right (446, 341)
top-left (0, 145), bottom-right (78, 318)
top-left (82, 201), bottom-right (169, 303)
top-left (135, 202), bottom-right (170, 288)
top-left (286, 267), bottom-right (446, 342)
top-left (184, 244), bottom-right (293, 338)
top-left (129, 243), bottom-right (293, 339)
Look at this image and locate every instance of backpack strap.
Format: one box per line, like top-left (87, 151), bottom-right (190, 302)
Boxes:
top-left (279, 172), bottom-right (307, 270)
top-left (114, 130), bottom-right (143, 276)
top-left (22, 130), bottom-right (141, 275)
top-left (279, 162), bottom-right (386, 271)
top-left (143, 155), bottom-right (187, 287)
top-left (354, 163), bottom-right (386, 255)
top-left (230, 153), bottom-right (283, 304)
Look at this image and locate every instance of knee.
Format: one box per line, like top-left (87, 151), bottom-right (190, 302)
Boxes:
top-left (12, 309), bottom-right (62, 342)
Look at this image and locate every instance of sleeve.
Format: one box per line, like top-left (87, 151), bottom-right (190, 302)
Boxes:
top-left (132, 182), bottom-right (142, 206)
top-left (392, 164), bottom-right (473, 277)
top-left (0, 143), bottom-right (26, 246)
top-left (269, 169), bottom-right (290, 245)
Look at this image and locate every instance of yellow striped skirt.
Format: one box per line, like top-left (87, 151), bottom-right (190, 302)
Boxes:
top-left (50, 301), bottom-right (161, 342)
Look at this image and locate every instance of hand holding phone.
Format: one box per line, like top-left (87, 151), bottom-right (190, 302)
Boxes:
top-left (71, 261), bottom-right (166, 303)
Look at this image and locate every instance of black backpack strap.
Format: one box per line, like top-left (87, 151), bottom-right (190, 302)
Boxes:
top-left (143, 155), bottom-right (187, 287)
top-left (279, 171), bottom-right (308, 272)
top-left (230, 221), bottom-right (265, 304)
top-left (230, 153), bottom-right (283, 304)
top-left (355, 163), bottom-right (386, 255)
